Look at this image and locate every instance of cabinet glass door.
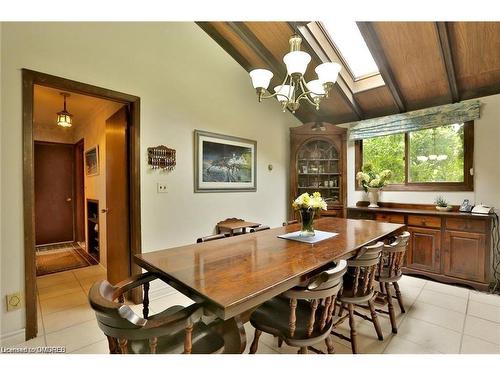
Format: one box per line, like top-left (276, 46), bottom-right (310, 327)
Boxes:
top-left (297, 140), bottom-right (341, 207)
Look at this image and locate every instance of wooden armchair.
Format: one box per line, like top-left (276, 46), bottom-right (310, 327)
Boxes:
top-left (282, 220), bottom-right (298, 226)
top-left (88, 272), bottom-right (225, 354)
top-left (376, 231), bottom-right (411, 333)
top-left (332, 242), bottom-right (384, 354)
top-left (249, 260), bottom-right (347, 354)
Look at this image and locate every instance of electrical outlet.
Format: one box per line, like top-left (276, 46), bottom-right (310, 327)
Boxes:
top-left (6, 292), bottom-right (23, 311)
top-left (157, 182), bottom-right (167, 193)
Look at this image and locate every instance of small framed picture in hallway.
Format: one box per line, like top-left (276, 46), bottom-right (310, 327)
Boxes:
top-left (85, 145), bottom-right (99, 176)
top-left (194, 130), bottom-right (257, 192)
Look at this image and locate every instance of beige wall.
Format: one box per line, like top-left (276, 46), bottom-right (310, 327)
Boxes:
top-left (347, 93), bottom-right (500, 213)
top-left (0, 22), bottom-right (300, 338)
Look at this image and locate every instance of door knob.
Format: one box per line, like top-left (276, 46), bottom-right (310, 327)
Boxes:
top-left (66, 198), bottom-right (72, 202)
top-left (101, 208), bottom-right (109, 213)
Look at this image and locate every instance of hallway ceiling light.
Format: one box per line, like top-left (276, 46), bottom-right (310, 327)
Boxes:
top-left (56, 92), bottom-right (73, 128)
top-left (248, 34), bottom-right (341, 114)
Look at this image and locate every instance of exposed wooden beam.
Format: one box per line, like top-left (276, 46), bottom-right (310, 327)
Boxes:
top-left (225, 22), bottom-right (321, 123)
top-left (196, 22), bottom-right (253, 72)
top-left (198, 22), bottom-right (322, 123)
top-left (225, 22), bottom-right (284, 75)
top-left (295, 23), bottom-right (365, 120)
top-left (436, 22), bottom-right (460, 103)
top-left (356, 22), bottom-right (406, 113)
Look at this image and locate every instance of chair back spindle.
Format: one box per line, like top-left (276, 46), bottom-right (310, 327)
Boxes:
top-left (283, 260), bottom-right (347, 338)
top-left (378, 231), bottom-right (410, 280)
top-left (345, 242), bottom-right (384, 299)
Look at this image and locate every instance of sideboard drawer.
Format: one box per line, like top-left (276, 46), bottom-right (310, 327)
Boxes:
top-left (407, 215), bottom-right (441, 228)
top-left (375, 213), bottom-right (405, 224)
top-left (446, 218), bottom-right (487, 233)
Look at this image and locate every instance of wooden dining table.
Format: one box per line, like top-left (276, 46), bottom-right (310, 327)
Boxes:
top-left (134, 217), bottom-right (405, 353)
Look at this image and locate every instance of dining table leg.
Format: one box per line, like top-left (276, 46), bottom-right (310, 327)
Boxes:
top-left (208, 316), bottom-right (247, 353)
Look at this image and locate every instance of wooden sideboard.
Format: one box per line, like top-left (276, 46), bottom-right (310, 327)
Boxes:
top-left (348, 202), bottom-right (494, 291)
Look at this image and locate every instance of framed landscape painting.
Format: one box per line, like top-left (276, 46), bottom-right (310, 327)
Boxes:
top-left (194, 130), bottom-right (257, 192)
top-left (85, 145), bottom-right (99, 176)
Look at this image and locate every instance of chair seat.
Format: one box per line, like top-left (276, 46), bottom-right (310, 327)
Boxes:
top-left (338, 273), bottom-right (375, 304)
top-left (250, 296), bottom-right (332, 343)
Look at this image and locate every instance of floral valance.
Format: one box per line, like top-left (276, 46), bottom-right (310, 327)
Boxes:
top-left (347, 100), bottom-right (481, 141)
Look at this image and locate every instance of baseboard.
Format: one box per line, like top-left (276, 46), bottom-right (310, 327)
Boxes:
top-left (0, 328), bottom-right (26, 347)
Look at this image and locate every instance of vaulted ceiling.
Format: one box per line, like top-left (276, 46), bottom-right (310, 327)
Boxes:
top-left (198, 22), bottom-right (500, 124)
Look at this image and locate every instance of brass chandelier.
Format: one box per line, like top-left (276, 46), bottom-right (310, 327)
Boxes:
top-left (248, 34), bottom-right (341, 113)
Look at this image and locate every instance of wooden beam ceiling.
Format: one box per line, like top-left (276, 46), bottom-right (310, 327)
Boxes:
top-left (436, 22), bottom-right (460, 103)
top-left (198, 21), bottom-right (500, 125)
top-left (356, 22), bottom-right (406, 113)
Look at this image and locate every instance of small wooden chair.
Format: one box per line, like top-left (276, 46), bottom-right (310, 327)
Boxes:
top-left (249, 260), bottom-right (347, 354)
top-left (249, 225), bottom-right (270, 233)
top-left (89, 273), bottom-right (225, 354)
top-left (196, 233), bottom-right (227, 243)
top-left (282, 220), bottom-right (298, 226)
top-left (376, 231), bottom-right (411, 333)
top-left (331, 242), bottom-right (384, 354)
top-left (217, 217), bottom-right (246, 236)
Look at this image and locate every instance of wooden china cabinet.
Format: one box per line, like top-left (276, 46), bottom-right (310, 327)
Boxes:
top-left (289, 122), bottom-right (347, 219)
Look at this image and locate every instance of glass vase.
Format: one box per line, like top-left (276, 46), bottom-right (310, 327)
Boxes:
top-left (299, 209), bottom-right (315, 237)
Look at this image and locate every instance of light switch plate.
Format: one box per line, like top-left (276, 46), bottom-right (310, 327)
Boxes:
top-left (157, 182), bottom-right (167, 193)
top-left (6, 292), bottom-right (23, 311)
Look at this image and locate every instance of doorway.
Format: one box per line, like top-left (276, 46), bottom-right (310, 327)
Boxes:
top-left (34, 140), bottom-right (97, 276)
top-left (23, 69), bottom-right (142, 340)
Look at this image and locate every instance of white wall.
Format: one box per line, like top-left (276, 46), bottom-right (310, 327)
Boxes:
top-left (348, 93), bottom-right (500, 212)
top-left (0, 22), bottom-right (300, 338)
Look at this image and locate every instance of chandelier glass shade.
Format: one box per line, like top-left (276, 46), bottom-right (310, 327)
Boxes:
top-left (56, 93), bottom-right (73, 128)
top-left (249, 34), bottom-right (341, 113)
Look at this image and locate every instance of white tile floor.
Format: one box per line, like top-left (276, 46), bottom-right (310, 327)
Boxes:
top-left (14, 267), bottom-right (500, 354)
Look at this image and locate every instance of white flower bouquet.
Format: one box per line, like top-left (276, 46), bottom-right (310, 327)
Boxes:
top-left (356, 163), bottom-right (392, 192)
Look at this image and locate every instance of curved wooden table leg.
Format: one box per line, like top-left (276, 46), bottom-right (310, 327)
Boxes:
top-left (209, 316), bottom-right (247, 354)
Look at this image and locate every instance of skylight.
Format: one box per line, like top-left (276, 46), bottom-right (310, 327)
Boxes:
top-left (321, 21), bottom-right (379, 80)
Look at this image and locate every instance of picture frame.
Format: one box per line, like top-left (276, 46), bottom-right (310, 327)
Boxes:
top-left (85, 145), bottom-right (99, 176)
top-left (194, 130), bottom-right (257, 192)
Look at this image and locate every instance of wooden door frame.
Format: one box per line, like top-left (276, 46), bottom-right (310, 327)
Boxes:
top-left (74, 139), bottom-right (85, 243)
top-left (23, 69), bottom-right (141, 340)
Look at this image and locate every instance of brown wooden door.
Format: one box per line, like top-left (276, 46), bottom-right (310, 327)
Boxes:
top-left (443, 230), bottom-right (486, 282)
top-left (35, 142), bottom-right (75, 245)
top-left (406, 226), bottom-right (441, 273)
top-left (105, 106), bottom-right (130, 284)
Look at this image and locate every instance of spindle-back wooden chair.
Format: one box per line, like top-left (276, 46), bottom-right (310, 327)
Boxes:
top-left (88, 273), bottom-right (225, 354)
top-left (331, 242), bottom-right (384, 354)
top-left (249, 260), bottom-right (347, 354)
top-left (376, 231), bottom-right (411, 333)
top-left (282, 220), bottom-right (298, 226)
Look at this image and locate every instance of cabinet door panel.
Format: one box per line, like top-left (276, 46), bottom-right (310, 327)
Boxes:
top-left (407, 227), bottom-right (441, 273)
top-left (444, 230), bottom-right (486, 282)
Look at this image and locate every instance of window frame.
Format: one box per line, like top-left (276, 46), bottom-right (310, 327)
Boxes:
top-left (354, 121), bottom-right (474, 191)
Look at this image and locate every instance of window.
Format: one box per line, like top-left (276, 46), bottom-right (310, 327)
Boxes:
top-left (321, 21), bottom-right (379, 80)
top-left (355, 121), bottom-right (473, 191)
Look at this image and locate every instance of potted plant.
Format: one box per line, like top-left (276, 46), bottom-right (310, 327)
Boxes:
top-left (356, 164), bottom-right (392, 208)
top-left (292, 192), bottom-right (327, 237)
top-left (435, 195), bottom-right (452, 211)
